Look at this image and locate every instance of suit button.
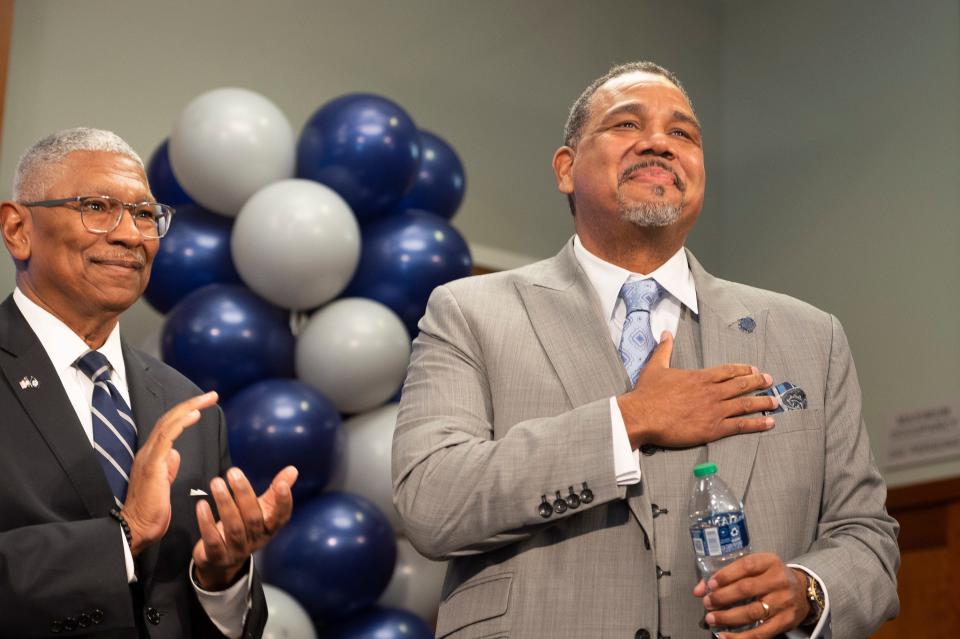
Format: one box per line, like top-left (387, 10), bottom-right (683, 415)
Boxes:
top-left (552, 491), bottom-right (568, 514)
top-left (656, 565), bottom-right (671, 579)
top-left (635, 629), bottom-right (651, 639)
top-left (146, 607), bottom-right (161, 625)
top-left (77, 613), bottom-right (92, 628)
top-left (91, 609), bottom-right (104, 624)
top-left (50, 620), bottom-right (63, 634)
top-left (651, 503), bottom-right (668, 517)
top-left (564, 486), bottom-right (581, 509)
top-left (579, 481), bottom-right (594, 504)
top-left (63, 617), bottom-right (77, 631)
top-left (538, 495), bottom-right (553, 518)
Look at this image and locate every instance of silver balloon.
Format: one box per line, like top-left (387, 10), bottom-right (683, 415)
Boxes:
top-left (332, 403), bottom-right (402, 531)
top-left (170, 87), bottom-right (295, 216)
top-left (295, 298), bottom-right (409, 414)
top-left (232, 179), bottom-right (360, 309)
top-left (263, 584), bottom-right (317, 639)
top-left (379, 537), bottom-right (447, 623)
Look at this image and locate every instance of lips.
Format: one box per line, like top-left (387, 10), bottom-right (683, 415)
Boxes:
top-left (620, 161), bottom-right (685, 191)
top-left (626, 167), bottom-right (676, 184)
top-left (90, 256), bottom-right (145, 270)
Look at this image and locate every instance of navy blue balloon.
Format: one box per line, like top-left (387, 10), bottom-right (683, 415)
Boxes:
top-left (161, 285), bottom-right (295, 399)
top-left (261, 492), bottom-right (397, 623)
top-left (147, 139), bottom-right (194, 206)
top-left (297, 93), bottom-right (420, 222)
top-left (343, 210), bottom-right (472, 336)
top-left (143, 204), bottom-right (242, 313)
top-left (326, 607), bottom-right (434, 639)
top-left (225, 379), bottom-right (342, 501)
top-left (395, 130), bottom-right (466, 220)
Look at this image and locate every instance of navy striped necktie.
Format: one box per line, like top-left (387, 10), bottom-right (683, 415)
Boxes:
top-left (76, 350), bottom-right (138, 506)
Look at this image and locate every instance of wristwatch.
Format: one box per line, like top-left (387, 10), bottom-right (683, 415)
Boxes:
top-left (800, 572), bottom-right (825, 627)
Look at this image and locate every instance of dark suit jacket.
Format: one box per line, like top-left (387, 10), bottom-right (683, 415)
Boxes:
top-left (0, 295), bottom-right (267, 638)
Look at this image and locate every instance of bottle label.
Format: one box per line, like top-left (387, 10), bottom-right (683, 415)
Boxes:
top-left (689, 511), bottom-right (750, 557)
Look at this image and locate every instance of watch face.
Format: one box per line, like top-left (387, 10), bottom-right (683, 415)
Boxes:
top-left (781, 387), bottom-right (807, 410)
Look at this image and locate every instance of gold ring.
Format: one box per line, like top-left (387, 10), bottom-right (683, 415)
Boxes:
top-left (760, 599), bottom-right (772, 620)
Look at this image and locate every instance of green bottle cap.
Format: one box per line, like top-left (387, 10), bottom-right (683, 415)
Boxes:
top-left (693, 462), bottom-right (718, 477)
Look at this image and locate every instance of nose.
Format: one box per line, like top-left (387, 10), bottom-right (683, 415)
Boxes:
top-left (106, 208), bottom-right (144, 246)
top-left (634, 131), bottom-right (675, 161)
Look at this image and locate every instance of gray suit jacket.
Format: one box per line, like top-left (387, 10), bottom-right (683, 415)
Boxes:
top-left (393, 240), bottom-right (899, 639)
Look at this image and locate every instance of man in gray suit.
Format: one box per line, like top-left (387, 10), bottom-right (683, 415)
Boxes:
top-left (393, 62), bottom-right (899, 638)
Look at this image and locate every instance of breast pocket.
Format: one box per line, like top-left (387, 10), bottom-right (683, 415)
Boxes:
top-left (762, 407), bottom-right (823, 435)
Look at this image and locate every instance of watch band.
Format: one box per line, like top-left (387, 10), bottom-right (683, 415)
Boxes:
top-left (801, 572), bottom-right (825, 627)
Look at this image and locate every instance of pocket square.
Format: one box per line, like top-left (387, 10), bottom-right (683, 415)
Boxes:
top-left (758, 381), bottom-right (807, 415)
top-left (189, 488), bottom-right (208, 497)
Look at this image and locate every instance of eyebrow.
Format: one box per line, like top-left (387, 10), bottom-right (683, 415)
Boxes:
top-left (602, 103), bottom-right (702, 135)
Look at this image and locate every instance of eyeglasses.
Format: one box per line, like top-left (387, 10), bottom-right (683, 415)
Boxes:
top-left (19, 195), bottom-right (175, 239)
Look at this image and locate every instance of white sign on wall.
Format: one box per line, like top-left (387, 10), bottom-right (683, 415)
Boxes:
top-left (884, 401), bottom-right (960, 469)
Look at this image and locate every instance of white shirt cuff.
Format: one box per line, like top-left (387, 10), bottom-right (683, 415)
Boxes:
top-left (785, 563), bottom-right (831, 639)
top-left (121, 528), bottom-right (136, 583)
top-left (189, 558), bottom-right (253, 639)
top-left (610, 397), bottom-right (641, 485)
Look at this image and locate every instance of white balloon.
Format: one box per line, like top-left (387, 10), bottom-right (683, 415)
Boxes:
top-left (296, 298), bottom-right (409, 414)
top-left (379, 538), bottom-right (447, 624)
top-left (232, 179), bottom-right (360, 309)
top-left (262, 585), bottom-right (316, 639)
top-left (170, 87), bottom-right (295, 216)
top-left (331, 403), bottom-right (402, 531)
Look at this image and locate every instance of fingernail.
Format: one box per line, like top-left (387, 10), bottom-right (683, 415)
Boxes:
top-left (750, 366), bottom-right (758, 374)
top-left (705, 613), bottom-right (715, 625)
top-left (214, 478), bottom-right (227, 493)
top-left (763, 373), bottom-right (772, 384)
top-left (708, 579), bottom-right (718, 590)
top-left (765, 417), bottom-right (775, 428)
top-left (229, 468), bottom-right (242, 482)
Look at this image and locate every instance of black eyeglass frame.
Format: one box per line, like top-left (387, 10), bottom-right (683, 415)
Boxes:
top-left (19, 195), bottom-right (176, 239)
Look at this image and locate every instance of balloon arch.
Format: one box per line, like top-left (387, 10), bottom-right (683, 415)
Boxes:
top-left (145, 87), bottom-right (470, 637)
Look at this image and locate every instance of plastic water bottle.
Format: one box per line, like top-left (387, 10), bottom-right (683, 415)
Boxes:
top-left (688, 462), bottom-right (757, 633)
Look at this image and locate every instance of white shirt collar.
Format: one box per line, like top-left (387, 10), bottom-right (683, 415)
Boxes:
top-left (572, 234), bottom-right (698, 321)
top-left (13, 287), bottom-right (128, 384)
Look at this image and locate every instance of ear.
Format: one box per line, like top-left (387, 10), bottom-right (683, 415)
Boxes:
top-left (0, 201), bottom-right (32, 263)
top-left (552, 146), bottom-right (575, 195)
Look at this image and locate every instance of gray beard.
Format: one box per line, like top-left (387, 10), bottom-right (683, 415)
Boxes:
top-left (618, 196), bottom-right (683, 227)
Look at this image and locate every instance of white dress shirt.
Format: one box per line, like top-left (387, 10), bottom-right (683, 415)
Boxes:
top-left (13, 288), bottom-right (249, 638)
top-left (572, 235), bottom-right (697, 485)
top-left (570, 238), bottom-right (831, 638)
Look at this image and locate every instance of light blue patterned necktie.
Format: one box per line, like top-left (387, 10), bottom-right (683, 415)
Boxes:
top-left (618, 279), bottom-right (665, 385)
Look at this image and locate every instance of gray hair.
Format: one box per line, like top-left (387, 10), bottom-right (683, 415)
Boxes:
top-left (562, 61), bottom-right (694, 149)
top-left (13, 127), bottom-right (144, 201)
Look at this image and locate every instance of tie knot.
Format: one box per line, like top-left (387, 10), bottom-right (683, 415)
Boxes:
top-left (76, 350), bottom-right (112, 383)
top-left (620, 279), bottom-right (663, 314)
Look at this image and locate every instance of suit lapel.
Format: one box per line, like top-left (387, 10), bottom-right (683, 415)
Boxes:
top-left (0, 295), bottom-right (115, 518)
top-left (689, 251), bottom-right (768, 501)
top-left (122, 342), bottom-right (168, 587)
top-left (517, 241), bottom-right (631, 409)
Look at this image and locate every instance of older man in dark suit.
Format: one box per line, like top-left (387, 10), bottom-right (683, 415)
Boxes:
top-left (0, 127), bottom-right (297, 638)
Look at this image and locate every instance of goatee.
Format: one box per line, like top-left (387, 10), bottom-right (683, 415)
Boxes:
top-left (619, 196), bottom-right (683, 227)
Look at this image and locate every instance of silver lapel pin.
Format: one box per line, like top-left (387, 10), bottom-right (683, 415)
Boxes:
top-left (18, 376), bottom-right (39, 389)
